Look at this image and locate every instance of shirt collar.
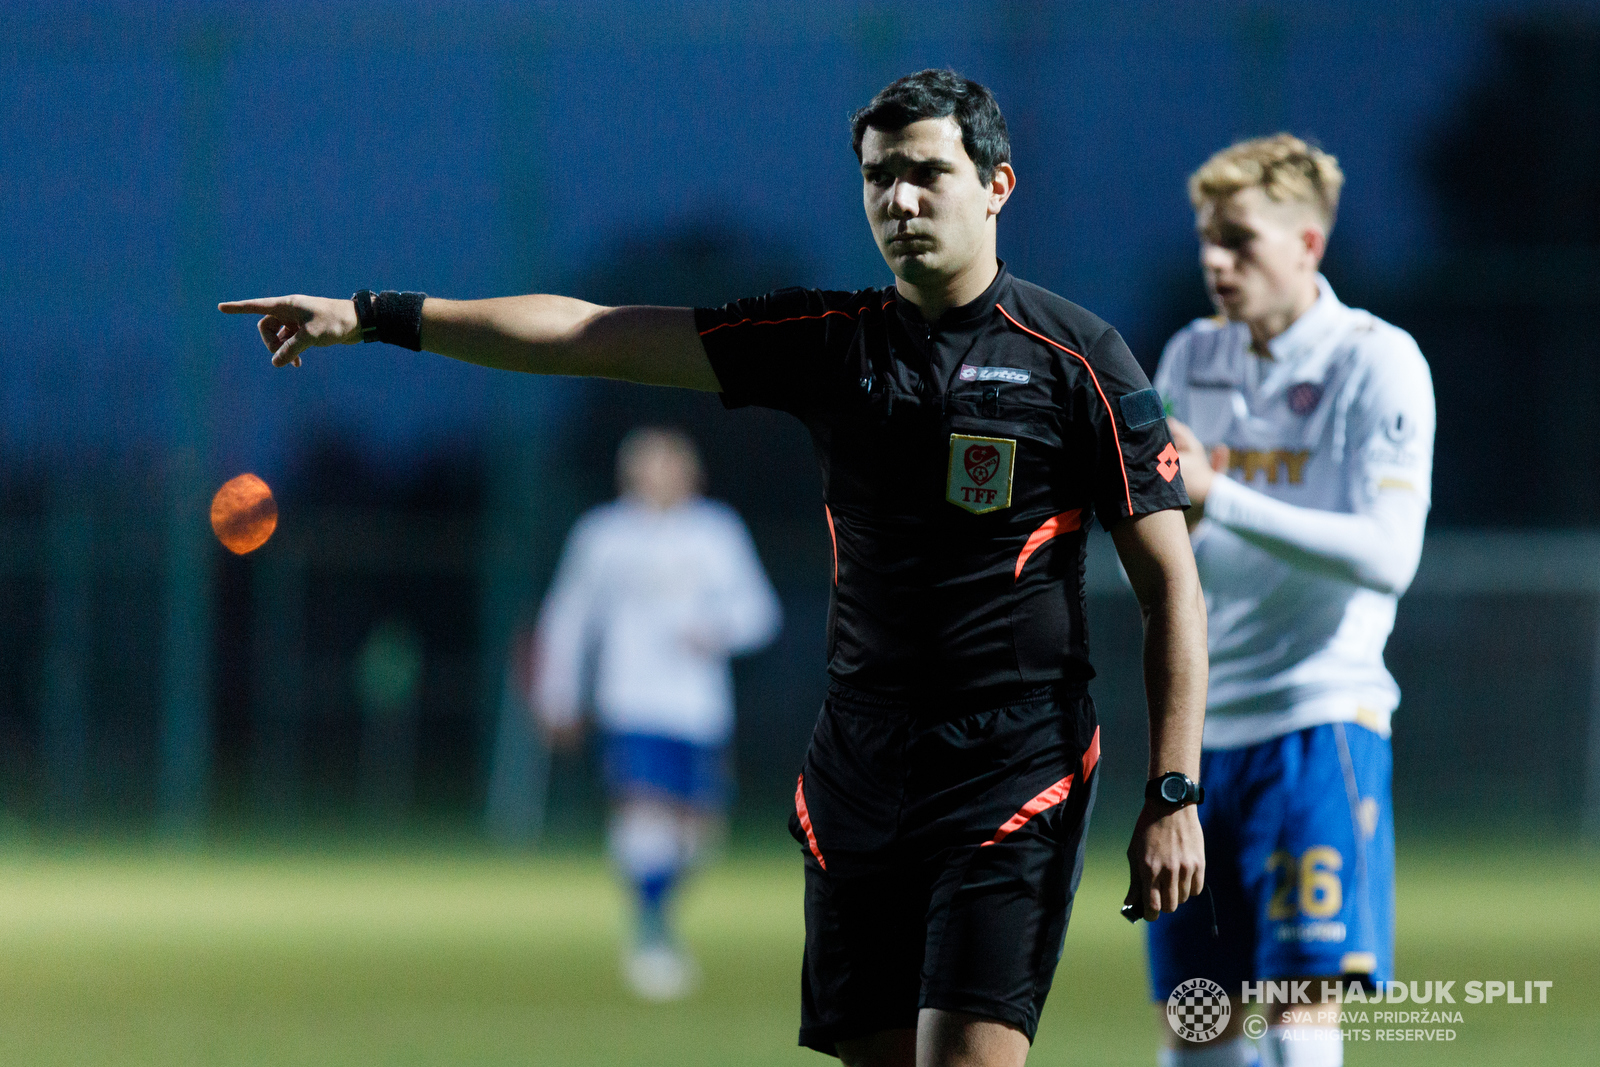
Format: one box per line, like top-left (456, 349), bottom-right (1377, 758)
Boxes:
top-left (894, 260), bottom-right (1012, 331)
top-left (1264, 273), bottom-right (1344, 363)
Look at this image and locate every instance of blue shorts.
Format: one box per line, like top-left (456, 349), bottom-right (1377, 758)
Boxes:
top-left (602, 731), bottom-right (729, 811)
top-left (1147, 722), bottom-right (1394, 1002)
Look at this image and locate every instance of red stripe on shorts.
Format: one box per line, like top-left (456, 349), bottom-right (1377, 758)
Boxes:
top-left (795, 774), bottom-right (826, 870)
top-left (980, 774), bottom-right (1075, 847)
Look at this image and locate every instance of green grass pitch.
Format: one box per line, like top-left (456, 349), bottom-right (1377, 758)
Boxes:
top-left (0, 839), bottom-right (1592, 1065)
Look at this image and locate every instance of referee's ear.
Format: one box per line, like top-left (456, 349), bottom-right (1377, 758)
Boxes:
top-left (987, 162), bottom-right (1016, 217)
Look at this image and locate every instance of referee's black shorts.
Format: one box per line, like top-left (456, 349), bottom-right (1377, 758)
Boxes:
top-left (789, 680), bottom-right (1101, 1057)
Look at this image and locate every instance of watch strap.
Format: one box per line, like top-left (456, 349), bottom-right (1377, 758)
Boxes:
top-left (352, 289), bottom-right (379, 343)
top-left (1146, 772), bottom-right (1204, 806)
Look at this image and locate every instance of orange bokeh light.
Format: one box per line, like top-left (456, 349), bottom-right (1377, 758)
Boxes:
top-left (210, 473), bottom-right (278, 555)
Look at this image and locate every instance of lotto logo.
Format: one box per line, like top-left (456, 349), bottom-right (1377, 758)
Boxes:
top-left (1167, 978), bottom-right (1232, 1042)
top-left (958, 364), bottom-right (1031, 384)
top-left (1156, 442), bottom-right (1180, 483)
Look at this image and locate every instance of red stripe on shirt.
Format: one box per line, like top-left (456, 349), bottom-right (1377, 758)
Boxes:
top-left (824, 505), bottom-right (838, 585)
top-left (1014, 508), bottom-right (1083, 581)
top-left (699, 306), bottom-right (871, 338)
top-left (994, 304), bottom-right (1135, 517)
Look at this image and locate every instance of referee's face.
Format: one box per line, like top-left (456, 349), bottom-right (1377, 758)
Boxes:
top-left (860, 117), bottom-right (1010, 293)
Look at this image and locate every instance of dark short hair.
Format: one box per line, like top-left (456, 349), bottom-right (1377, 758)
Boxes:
top-left (850, 69), bottom-right (1011, 184)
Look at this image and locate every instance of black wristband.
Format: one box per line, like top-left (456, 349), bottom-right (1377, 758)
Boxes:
top-left (351, 290), bottom-right (379, 342)
top-left (374, 290), bottom-right (427, 351)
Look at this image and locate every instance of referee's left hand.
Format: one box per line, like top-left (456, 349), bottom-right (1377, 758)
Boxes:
top-left (1125, 800), bottom-right (1205, 921)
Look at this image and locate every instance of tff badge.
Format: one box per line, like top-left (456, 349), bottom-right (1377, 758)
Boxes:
top-left (946, 434), bottom-right (1016, 514)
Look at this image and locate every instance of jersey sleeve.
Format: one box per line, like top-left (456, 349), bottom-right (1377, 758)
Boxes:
top-left (533, 514), bottom-right (603, 729)
top-left (1200, 330), bottom-right (1435, 595)
top-left (1346, 331), bottom-right (1436, 513)
top-left (694, 287), bottom-right (867, 417)
top-left (1083, 327), bottom-right (1191, 526)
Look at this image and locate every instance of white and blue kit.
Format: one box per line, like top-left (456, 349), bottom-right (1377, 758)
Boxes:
top-left (1148, 276), bottom-right (1435, 998)
top-left (534, 497), bottom-right (782, 807)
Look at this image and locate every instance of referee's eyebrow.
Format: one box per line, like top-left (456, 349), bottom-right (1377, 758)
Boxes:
top-left (861, 151), bottom-right (957, 175)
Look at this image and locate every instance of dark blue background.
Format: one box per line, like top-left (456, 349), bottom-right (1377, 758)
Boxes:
top-left (3, 0), bottom-right (1597, 837)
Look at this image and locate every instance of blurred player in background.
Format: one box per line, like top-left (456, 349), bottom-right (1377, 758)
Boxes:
top-left (1148, 136), bottom-right (1435, 1067)
top-left (533, 427), bottom-right (780, 1001)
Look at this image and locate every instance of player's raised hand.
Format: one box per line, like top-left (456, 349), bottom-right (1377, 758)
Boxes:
top-left (1168, 418), bottom-right (1230, 528)
top-left (218, 294), bottom-right (361, 368)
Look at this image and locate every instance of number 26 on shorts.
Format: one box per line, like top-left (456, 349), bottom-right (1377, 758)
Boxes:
top-left (1266, 846), bottom-right (1343, 920)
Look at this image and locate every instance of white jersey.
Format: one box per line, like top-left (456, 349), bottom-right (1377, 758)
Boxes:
top-left (1154, 276), bottom-right (1435, 749)
top-left (533, 497), bottom-right (781, 746)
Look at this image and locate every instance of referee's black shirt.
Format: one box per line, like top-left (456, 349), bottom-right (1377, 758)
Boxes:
top-left (696, 264), bottom-right (1187, 701)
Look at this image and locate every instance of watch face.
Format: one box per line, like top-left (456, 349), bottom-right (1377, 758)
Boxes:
top-left (1160, 776), bottom-right (1187, 803)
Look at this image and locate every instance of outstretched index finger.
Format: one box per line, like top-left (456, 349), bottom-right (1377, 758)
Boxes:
top-left (219, 297), bottom-right (301, 317)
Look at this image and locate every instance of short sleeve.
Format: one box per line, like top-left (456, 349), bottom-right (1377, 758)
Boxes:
top-left (1083, 327), bottom-right (1191, 525)
top-left (694, 287), bottom-right (867, 416)
top-left (533, 511), bottom-right (605, 727)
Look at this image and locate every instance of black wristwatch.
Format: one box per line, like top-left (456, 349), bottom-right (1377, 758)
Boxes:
top-left (1146, 772), bottom-right (1204, 807)
top-left (352, 289), bottom-right (379, 342)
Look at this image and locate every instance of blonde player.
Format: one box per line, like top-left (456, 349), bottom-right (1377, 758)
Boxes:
top-left (1148, 136), bottom-right (1435, 1067)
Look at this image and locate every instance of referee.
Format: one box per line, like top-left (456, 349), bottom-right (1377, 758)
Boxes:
top-left (223, 70), bottom-right (1208, 1067)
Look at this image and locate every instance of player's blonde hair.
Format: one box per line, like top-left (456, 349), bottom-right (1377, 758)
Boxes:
top-left (1188, 134), bottom-right (1344, 232)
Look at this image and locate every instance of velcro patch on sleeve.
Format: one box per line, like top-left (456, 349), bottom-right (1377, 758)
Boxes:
top-left (1119, 388), bottom-right (1166, 429)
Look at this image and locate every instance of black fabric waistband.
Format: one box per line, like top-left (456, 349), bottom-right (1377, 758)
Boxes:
top-left (825, 678), bottom-right (1088, 719)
